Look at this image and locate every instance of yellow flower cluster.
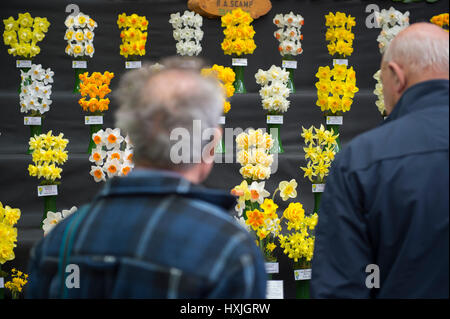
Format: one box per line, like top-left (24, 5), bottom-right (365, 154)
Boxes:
top-left (79, 72), bottom-right (114, 113)
top-left (28, 131), bottom-right (69, 182)
top-left (245, 198), bottom-right (281, 242)
top-left (236, 129), bottom-right (274, 181)
top-left (324, 12), bottom-right (355, 57)
top-left (4, 268), bottom-right (28, 298)
top-left (0, 202), bottom-right (20, 265)
top-left (221, 8), bottom-right (256, 56)
top-left (300, 125), bottom-right (339, 183)
top-left (278, 203), bottom-right (318, 262)
top-left (201, 65), bottom-right (235, 113)
top-left (117, 13), bottom-right (148, 58)
top-left (430, 13), bottom-right (449, 30)
top-left (3, 13), bottom-right (50, 58)
top-left (315, 64), bottom-right (358, 114)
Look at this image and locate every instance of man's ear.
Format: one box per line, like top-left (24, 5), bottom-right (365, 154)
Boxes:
top-left (388, 61), bottom-right (407, 95)
top-left (202, 127), bottom-right (222, 164)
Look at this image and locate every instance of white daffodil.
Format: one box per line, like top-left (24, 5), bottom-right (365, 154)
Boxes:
top-left (42, 211), bottom-right (63, 235)
top-left (106, 149), bottom-right (123, 162)
top-left (30, 64), bottom-right (44, 81)
top-left (248, 181), bottom-right (270, 204)
top-left (119, 161), bottom-right (134, 177)
top-left (123, 148), bottom-right (134, 163)
top-left (104, 128), bottom-right (124, 150)
top-left (92, 129), bottom-right (106, 147)
top-left (39, 98), bottom-right (52, 114)
top-left (62, 206), bottom-right (78, 218)
top-left (89, 147), bottom-right (107, 165)
top-left (86, 17), bottom-right (98, 31)
top-left (74, 13), bottom-right (88, 28)
top-left (24, 95), bottom-right (40, 111)
top-left (90, 165), bottom-right (106, 182)
top-left (273, 14), bottom-right (285, 27)
top-left (103, 158), bottom-right (121, 178)
top-left (279, 179), bottom-right (298, 201)
top-left (255, 69), bottom-right (269, 86)
top-left (43, 68), bottom-right (54, 85)
top-left (64, 15), bottom-right (75, 29)
top-left (169, 12), bottom-right (183, 29)
top-left (19, 95), bottom-right (29, 113)
top-left (84, 42), bottom-right (95, 57)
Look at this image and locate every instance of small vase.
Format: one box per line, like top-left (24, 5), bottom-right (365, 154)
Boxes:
top-left (43, 195), bottom-right (57, 226)
top-left (73, 66), bottom-right (87, 94)
top-left (87, 123), bottom-right (103, 154)
top-left (326, 123), bottom-right (341, 153)
top-left (295, 279), bottom-right (310, 299)
top-left (282, 56), bottom-right (296, 93)
top-left (313, 192), bottom-right (322, 214)
top-left (267, 123), bottom-right (284, 154)
top-left (28, 124), bottom-right (42, 154)
top-left (232, 65), bottom-right (246, 94)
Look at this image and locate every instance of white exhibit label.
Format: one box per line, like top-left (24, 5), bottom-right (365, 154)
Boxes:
top-left (85, 116), bottom-right (103, 125)
top-left (333, 59), bottom-right (348, 66)
top-left (0, 277), bottom-right (4, 288)
top-left (312, 184), bottom-right (325, 193)
top-left (294, 269), bottom-right (312, 281)
top-left (24, 117), bottom-right (42, 125)
top-left (16, 60), bottom-right (32, 68)
top-left (326, 116), bottom-right (343, 125)
top-left (218, 116), bottom-right (226, 125)
top-left (266, 280), bottom-right (284, 299)
top-left (125, 61), bottom-right (142, 69)
top-left (266, 115), bottom-right (283, 124)
top-left (37, 185), bottom-right (58, 197)
top-left (72, 60), bottom-right (87, 69)
top-left (232, 58), bottom-right (248, 66)
top-left (265, 262), bottom-right (279, 274)
top-left (282, 60), bottom-right (297, 69)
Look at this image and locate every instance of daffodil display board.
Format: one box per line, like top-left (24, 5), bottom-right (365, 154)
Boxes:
top-left (0, 0), bottom-right (447, 299)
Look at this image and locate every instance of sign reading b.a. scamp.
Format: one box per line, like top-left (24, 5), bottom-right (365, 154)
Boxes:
top-left (188, 0), bottom-right (272, 19)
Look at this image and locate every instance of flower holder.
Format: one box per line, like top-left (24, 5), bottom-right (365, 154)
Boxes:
top-left (313, 192), bottom-right (322, 215)
top-left (0, 265), bottom-right (4, 300)
top-left (215, 137), bottom-right (225, 154)
top-left (294, 261), bottom-right (311, 299)
top-left (73, 63), bottom-right (87, 94)
top-left (282, 56), bottom-right (297, 93)
top-left (267, 123), bottom-right (284, 154)
top-left (232, 64), bottom-right (246, 94)
top-left (88, 123), bottom-right (103, 154)
top-left (43, 195), bottom-right (57, 226)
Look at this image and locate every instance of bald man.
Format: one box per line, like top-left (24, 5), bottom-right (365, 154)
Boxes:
top-left (311, 23), bottom-right (449, 298)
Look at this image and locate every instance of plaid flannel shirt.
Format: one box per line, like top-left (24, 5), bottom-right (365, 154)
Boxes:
top-left (27, 169), bottom-right (267, 298)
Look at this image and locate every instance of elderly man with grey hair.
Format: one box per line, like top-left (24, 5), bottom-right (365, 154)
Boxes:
top-left (27, 57), bottom-right (267, 299)
top-left (311, 23), bottom-right (449, 298)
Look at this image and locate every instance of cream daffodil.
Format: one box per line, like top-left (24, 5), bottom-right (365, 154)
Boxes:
top-left (248, 181), bottom-right (270, 204)
top-left (279, 179), bottom-right (298, 201)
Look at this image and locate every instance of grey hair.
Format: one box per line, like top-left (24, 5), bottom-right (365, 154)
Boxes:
top-left (383, 23), bottom-right (449, 75)
top-left (114, 56), bottom-right (224, 169)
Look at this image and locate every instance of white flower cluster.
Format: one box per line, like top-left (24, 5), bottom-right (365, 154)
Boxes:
top-left (373, 70), bottom-right (386, 116)
top-left (375, 7), bottom-right (409, 54)
top-left (89, 128), bottom-right (134, 182)
top-left (42, 206), bottom-right (77, 235)
top-left (20, 64), bottom-right (54, 115)
top-left (273, 12), bottom-right (304, 56)
top-left (255, 66), bottom-right (291, 113)
top-left (169, 10), bottom-right (203, 56)
top-left (64, 12), bottom-right (98, 58)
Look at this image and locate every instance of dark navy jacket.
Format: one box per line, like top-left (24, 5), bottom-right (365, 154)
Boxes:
top-left (311, 80), bottom-right (449, 298)
top-left (26, 169), bottom-right (267, 298)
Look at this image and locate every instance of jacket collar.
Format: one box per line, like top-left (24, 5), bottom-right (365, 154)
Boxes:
top-left (384, 79), bottom-right (449, 123)
top-left (96, 168), bottom-right (237, 211)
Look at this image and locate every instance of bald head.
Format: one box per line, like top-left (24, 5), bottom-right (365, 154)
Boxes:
top-left (380, 23), bottom-right (449, 115)
top-left (383, 23), bottom-right (449, 76)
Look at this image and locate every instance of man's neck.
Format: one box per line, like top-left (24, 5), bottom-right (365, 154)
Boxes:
top-left (134, 164), bottom-right (201, 184)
